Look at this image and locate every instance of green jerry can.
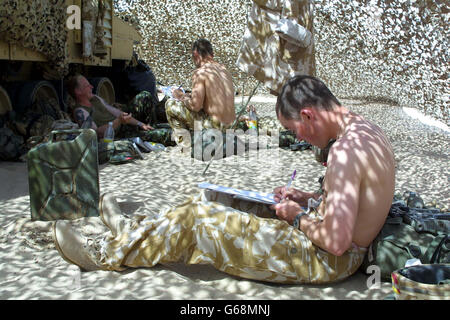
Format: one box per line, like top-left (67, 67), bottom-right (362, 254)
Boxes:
top-left (27, 129), bottom-right (100, 221)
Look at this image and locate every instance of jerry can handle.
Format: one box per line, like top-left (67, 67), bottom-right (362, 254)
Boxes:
top-left (49, 129), bottom-right (84, 143)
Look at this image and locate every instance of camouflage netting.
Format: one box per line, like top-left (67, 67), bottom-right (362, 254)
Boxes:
top-left (115, 0), bottom-right (448, 125)
top-left (314, 0), bottom-right (449, 126)
top-left (114, 0), bottom-right (255, 93)
top-left (0, 0), bottom-right (69, 77)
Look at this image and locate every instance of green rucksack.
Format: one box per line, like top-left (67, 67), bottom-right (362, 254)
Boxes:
top-left (98, 139), bottom-right (143, 165)
top-left (362, 202), bottom-right (450, 281)
top-left (0, 126), bottom-right (27, 161)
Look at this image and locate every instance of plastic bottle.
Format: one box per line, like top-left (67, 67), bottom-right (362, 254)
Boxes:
top-left (247, 107), bottom-right (258, 130)
top-left (103, 122), bottom-right (114, 143)
top-left (102, 122), bottom-right (115, 161)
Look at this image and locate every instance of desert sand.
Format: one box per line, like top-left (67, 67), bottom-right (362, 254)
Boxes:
top-left (0, 95), bottom-right (448, 300)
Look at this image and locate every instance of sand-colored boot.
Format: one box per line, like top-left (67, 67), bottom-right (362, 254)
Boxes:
top-left (99, 193), bottom-right (128, 237)
top-left (52, 220), bottom-right (105, 271)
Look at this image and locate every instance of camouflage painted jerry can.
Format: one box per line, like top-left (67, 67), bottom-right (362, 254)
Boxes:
top-left (28, 129), bottom-right (100, 221)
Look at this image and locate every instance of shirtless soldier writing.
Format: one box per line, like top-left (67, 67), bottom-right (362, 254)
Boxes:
top-left (166, 39), bottom-right (236, 134)
top-left (272, 75), bottom-right (396, 259)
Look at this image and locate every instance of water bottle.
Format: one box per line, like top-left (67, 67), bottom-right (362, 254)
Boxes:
top-left (103, 122), bottom-right (114, 143)
top-left (247, 107), bottom-right (258, 130)
top-left (103, 122), bottom-right (115, 160)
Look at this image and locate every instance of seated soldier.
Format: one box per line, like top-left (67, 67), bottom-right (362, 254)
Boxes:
top-left (167, 39), bottom-right (236, 136)
top-left (66, 74), bottom-right (153, 140)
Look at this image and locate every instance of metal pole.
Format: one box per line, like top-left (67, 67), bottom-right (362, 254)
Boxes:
top-left (202, 82), bottom-right (260, 176)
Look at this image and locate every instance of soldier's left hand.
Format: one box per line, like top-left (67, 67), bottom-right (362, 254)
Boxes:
top-left (270, 200), bottom-right (303, 225)
top-left (172, 88), bottom-right (184, 100)
top-left (141, 123), bottom-right (154, 131)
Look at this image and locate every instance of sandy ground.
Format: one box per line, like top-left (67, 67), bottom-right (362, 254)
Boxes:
top-left (0, 96), bottom-right (448, 300)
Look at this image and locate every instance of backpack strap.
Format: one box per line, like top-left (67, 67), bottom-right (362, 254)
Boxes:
top-left (423, 234), bottom-right (449, 263)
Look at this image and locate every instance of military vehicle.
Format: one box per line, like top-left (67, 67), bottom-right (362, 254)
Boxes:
top-left (0, 0), bottom-right (141, 117)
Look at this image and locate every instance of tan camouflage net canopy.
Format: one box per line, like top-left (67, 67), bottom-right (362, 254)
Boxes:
top-left (0, 0), bottom-right (69, 77)
top-left (114, 0), bottom-right (448, 124)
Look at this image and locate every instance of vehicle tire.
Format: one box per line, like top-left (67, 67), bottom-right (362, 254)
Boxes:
top-left (51, 80), bottom-right (69, 113)
top-left (90, 77), bottom-right (115, 105)
top-left (0, 85), bottom-right (12, 116)
top-left (14, 80), bottom-right (60, 114)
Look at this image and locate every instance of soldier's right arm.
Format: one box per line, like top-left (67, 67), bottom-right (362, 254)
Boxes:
top-left (74, 108), bottom-right (97, 130)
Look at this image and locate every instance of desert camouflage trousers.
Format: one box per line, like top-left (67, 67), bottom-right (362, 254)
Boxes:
top-left (165, 99), bottom-right (287, 133)
top-left (165, 99), bottom-right (298, 148)
top-left (97, 191), bottom-right (366, 284)
top-left (165, 99), bottom-right (227, 132)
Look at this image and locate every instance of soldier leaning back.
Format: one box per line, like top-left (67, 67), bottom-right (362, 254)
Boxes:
top-left (66, 74), bottom-right (153, 139)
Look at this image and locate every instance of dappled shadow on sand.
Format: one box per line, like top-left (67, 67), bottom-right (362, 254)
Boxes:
top-left (0, 146), bottom-right (391, 299)
top-left (0, 98), bottom-right (448, 299)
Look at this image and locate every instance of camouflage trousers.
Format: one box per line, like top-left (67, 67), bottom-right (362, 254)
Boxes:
top-left (165, 99), bottom-right (291, 133)
top-left (165, 99), bottom-right (297, 148)
top-left (165, 99), bottom-right (226, 132)
top-left (96, 190), bottom-right (366, 284)
top-left (165, 99), bottom-right (235, 146)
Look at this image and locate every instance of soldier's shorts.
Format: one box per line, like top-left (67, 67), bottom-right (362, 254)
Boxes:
top-left (97, 190), bottom-right (367, 284)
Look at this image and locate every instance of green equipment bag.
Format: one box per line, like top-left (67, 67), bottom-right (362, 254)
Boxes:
top-left (0, 126), bottom-right (27, 161)
top-left (140, 127), bottom-right (176, 147)
top-left (362, 202), bottom-right (450, 281)
top-left (98, 140), bottom-right (142, 165)
top-left (27, 129), bottom-right (100, 221)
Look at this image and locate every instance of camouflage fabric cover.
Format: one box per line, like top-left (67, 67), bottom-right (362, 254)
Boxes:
top-left (190, 129), bottom-right (248, 161)
top-left (13, 97), bottom-right (73, 149)
top-left (361, 199), bottom-right (450, 282)
top-left (191, 129), bottom-right (300, 161)
top-left (82, 0), bottom-right (108, 58)
top-left (236, 0), bottom-right (316, 93)
top-left (113, 91), bottom-right (166, 140)
top-left (278, 130), bottom-right (298, 148)
top-left (26, 119), bottom-right (79, 150)
top-left (0, 1), bottom-right (68, 76)
top-left (14, 96), bottom-right (65, 135)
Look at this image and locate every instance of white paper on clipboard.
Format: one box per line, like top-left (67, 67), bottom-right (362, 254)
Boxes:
top-left (198, 182), bottom-right (277, 205)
